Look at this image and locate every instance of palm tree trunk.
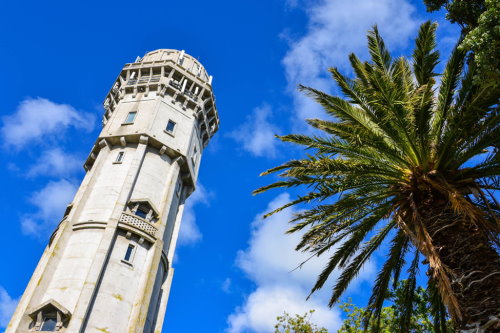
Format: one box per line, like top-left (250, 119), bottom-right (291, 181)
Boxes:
top-left (425, 209), bottom-right (500, 332)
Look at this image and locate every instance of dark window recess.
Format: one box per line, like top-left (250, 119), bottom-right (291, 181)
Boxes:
top-left (135, 206), bottom-right (148, 219)
top-left (63, 204), bottom-right (73, 217)
top-left (40, 316), bottom-right (57, 331)
top-left (124, 244), bottom-right (134, 262)
top-left (124, 111), bottom-right (137, 123)
top-left (166, 120), bottom-right (176, 133)
top-left (116, 151), bottom-right (125, 162)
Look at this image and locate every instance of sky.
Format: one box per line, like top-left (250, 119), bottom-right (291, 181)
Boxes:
top-left (0, 0), bottom-right (460, 332)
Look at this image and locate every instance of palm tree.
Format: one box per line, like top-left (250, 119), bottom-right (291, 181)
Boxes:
top-left (255, 22), bottom-right (499, 332)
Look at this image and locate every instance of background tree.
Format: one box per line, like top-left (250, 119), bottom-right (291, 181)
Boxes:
top-left (423, 0), bottom-right (485, 31)
top-left (338, 281), bottom-right (454, 333)
top-left (275, 282), bottom-right (454, 333)
top-left (424, 0), bottom-right (499, 81)
top-left (274, 310), bottom-right (328, 333)
top-left (256, 21), bottom-right (499, 332)
top-left (459, 0), bottom-right (499, 81)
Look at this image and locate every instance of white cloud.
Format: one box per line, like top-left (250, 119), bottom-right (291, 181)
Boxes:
top-left (26, 148), bottom-right (83, 178)
top-left (0, 286), bottom-right (18, 329)
top-left (227, 193), bottom-right (376, 333)
top-left (283, 0), bottom-right (419, 129)
top-left (229, 104), bottom-right (281, 158)
top-left (177, 183), bottom-right (211, 246)
top-left (221, 278), bottom-right (232, 294)
top-left (229, 285), bottom-right (341, 333)
top-left (1, 97), bottom-right (95, 149)
top-left (21, 179), bottom-right (78, 236)
top-left (233, 0), bottom-right (419, 156)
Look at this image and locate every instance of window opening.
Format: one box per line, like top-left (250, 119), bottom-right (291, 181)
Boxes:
top-left (124, 111), bottom-right (137, 124)
top-left (28, 301), bottom-right (70, 331)
top-left (128, 201), bottom-right (158, 222)
top-left (115, 151), bottom-right (125, 163)
top-left (135, 205), bottom-right (149, 219)
top-left (166, 120), bottom-right (176, 134)
top-left (124, 244), bottom-right (135, 262)
top-left (39, 314), bottom-right (57, 331)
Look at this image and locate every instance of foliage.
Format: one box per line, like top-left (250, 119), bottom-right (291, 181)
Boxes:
top-left (459, 0), bottom-right (499, 81)
top-left (256, 21), bottom-right (500, 331)
top-left (424, 0), bottom-right (499, 81)
top-left (423, 0), bottom-right (485, 31)
top-left (275, 310), bottom-right (328, 333)
top-left (338, 281), bottom-right (454, 333)
top-left (275, 282), bottom-right (454, 333)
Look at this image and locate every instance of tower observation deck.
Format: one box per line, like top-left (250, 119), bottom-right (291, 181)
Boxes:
top-left (7, 49), bottom-right (219, 332)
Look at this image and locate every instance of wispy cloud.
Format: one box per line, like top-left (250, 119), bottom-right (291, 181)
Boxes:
top-left (0, 286), bottom-right (18, 329)
top-left (26, 148), bottom-right (83, 178)
top-left (1, 97), bottom-right (95, 149)
top-left (221, 278), bottom-right (232, 294)
top-left (227, 193), bottom-right (375, 333)
top-left (232, 0), bottom-right (420, 159)
top-left (228, 104), bottom-right (281, 158)
top-left (1, 98), bottom-right (90, 236)
top-left (178, 183), bottom-right (211, 246)
top-left (21, 179), bottom-right (78, 236)
top-left (282, 0), bottom-right (419, 129)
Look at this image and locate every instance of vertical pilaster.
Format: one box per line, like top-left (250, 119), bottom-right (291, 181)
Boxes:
top-left (128, 156), bottom-right (182, 333)
top-left (71, 138), bottom-right (148, 332)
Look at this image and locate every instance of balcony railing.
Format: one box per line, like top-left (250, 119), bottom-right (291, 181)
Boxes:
top-left (119, 212), bottom-right (157, 238)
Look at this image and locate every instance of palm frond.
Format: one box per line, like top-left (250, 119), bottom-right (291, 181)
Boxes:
top-left (326, 221), bottom-right (395, 307)
top-left (367, 26), bottom-right (392, 73)
top-left (430, 43), bottom-right (466, 155)
top-left (256, 20), bottom-right (500, 330)
top-left (364, 229), bottom-right (411, 332)
top-left (398, 251), bottom-right (420, 331)
top-left (428, 278), bottom-right (450, 333)
top-left (412, 21), bottom-right (439, 86)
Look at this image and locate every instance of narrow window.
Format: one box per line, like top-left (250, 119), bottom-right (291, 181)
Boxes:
top-left (124, 244), bottom-right (135, 262)
top-left (165, 120), bottom-right (176, 134)
top-left (40, 314), bottom-right (57, 331)
top-left (115, 151), bottom-right (125, 163)
top-left (176, 181), bottom-right (182, 197)
top-left (124, 111), bottom-right (137, 124)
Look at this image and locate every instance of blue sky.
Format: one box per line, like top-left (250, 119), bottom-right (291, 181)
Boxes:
top-left (0, 0), bottom-right (460, 332)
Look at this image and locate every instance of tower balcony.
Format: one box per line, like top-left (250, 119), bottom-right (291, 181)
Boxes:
top-left (118, 212), bottom-right (158, 242)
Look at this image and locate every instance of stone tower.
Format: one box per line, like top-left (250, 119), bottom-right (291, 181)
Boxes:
top-left (7, 49), bottom-right (219, 332)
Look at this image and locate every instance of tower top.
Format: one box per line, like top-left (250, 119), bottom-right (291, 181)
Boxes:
top-left (98, 47), bottom-right (220, 165)
top-left (137, 49), bottom-right (212, 85)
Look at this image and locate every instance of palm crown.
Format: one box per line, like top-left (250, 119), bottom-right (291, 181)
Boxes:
top-left (255, 22), bottom-right (499, 332)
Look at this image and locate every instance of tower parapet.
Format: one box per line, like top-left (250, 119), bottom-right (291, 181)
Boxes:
top-left (7, 49), bottom-right (218, 333)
